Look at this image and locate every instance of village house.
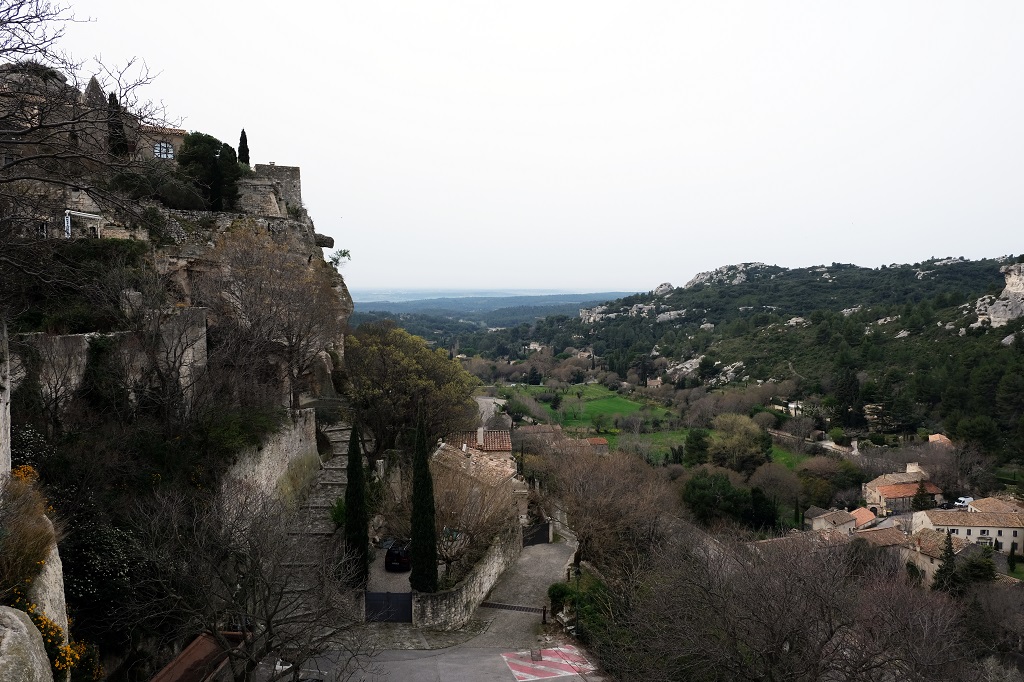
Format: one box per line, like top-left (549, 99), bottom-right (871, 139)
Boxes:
top-left (903, 528), bottom-right (973, 586)
top-left (444, 428), bottom-right (513, 457)
top-left (804, 507), bottom-right (856, 534)
top-left (850, 507), bottom-right (876, 529)
top-left (862, 463), bottom-right (942, 515)
top-left (967, 497), bottom-right (1024, 514)
top-left (912, 509), bottom-right (1024, 553)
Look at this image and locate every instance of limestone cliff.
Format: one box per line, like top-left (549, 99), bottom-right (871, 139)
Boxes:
top-left (978, 263), bottom-right (1024, 328)
top-left (0, 607), bottom-right (53, 682)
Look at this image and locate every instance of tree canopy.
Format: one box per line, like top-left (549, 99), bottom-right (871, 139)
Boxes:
top-left (344, 321), bottom-right (477, 456)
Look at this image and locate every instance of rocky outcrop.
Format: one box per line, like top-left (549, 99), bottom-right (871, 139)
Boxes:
top-left (26, 519), bottom-right (69, 646)
top-left (684, 262), bottom-right (769, 288)
top-left (0, 607), bottom-right (53, 682)
top-left (979, 263), bottom-right (1024, 328)
top-left (653, 282), bottom-right (673, 296)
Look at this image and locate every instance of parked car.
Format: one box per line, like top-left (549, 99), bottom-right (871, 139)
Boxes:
top-left (385, 540), bottom-right (412, 571)
top-left (954, 496), bottom-right (974, 507)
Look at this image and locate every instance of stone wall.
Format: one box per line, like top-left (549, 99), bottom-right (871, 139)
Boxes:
top-left (253, 164), bottom-right (302, 211)
top-left (223, 408), bottom-right (319, 502)
top-left (412, 526), bottom-right (522, 630)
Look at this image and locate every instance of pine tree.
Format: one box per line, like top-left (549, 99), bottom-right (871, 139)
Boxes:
top-left (911, 481), bottom-right (933, 511)
top-left (932, 532), bottom-right (962, 594)
top-left (409, 423), bottom-right (438, 593)
top-left (238, 129), bottom-right (250, 165)
top-left (344, 424), bottom-right (369, 588)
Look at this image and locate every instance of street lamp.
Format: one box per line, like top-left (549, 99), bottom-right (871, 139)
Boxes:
top-left (573, 565), bottom-right (581, 634)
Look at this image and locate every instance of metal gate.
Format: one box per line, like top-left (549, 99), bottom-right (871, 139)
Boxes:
top-left (365, 591), bottom-right (413, 623)
top-left (523, 522), bottom-right (551, 547)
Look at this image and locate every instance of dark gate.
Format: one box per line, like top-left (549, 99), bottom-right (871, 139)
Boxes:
top-left (365, 592), bottom-right (412, 623)
top-left (523, 522), bottom-right (551, 547)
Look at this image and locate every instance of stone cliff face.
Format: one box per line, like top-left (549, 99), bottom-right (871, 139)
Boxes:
top-left (976, 263), bottom-right (1024, 328)
top-left (0, 607), bottom-right (53, 682)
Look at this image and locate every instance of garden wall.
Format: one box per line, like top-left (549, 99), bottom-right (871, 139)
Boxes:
top-left (412, 526), bottom-right (522, 631)
top-left (223, 408), bottom-right (319, 504)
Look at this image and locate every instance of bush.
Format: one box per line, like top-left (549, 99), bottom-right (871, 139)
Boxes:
top-left (548, 581), bottom-right (573, 614)
top-left (329, 497), bottom-right (346, 527)
top-left (0, 471), bottom-right (56, 602)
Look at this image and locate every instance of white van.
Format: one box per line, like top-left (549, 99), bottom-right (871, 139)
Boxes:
top-left (954, 496), bottom-right (974, 508)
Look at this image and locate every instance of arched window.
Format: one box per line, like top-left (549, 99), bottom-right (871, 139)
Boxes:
top-left (154, 141), bottom-right (174, 159)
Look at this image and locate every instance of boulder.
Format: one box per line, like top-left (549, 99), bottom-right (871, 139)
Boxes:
top-left (0, 606), bottom-right (54, 682)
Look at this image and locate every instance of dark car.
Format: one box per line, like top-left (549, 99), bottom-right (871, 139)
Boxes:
top-left (385, 540), bottom-right (411, 571)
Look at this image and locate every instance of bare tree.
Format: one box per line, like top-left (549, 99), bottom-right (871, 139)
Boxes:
top-left (130, 481), bottom-right (370, 682)
top-left (430, 456), bottom-right (516, 585)
top-left (197, 227), bottom-right (345, 409)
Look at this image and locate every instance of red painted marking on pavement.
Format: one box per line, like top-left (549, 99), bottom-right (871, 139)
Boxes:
top-left (501, 645), bottom-right (596, 680)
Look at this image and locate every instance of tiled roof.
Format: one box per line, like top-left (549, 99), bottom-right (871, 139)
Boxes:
top-left (817, 510), bottom-right (855, 526)
top-left (924, 510), bottom-right (1024, 528)
top-left (968, 497), bottom-right (1024, 514)
top-left (854, 527), bottom-right (908, 547)
top-left (866, 471), bottom-right (926, 489)
top-left (908, 528), bottom-right (969, 558)
top-left (445, 430), bottom-right (512, 452)
top-left (804, 505), bottom-right (829, 519)
top-left (431, 443), bottom-right (516, 487)
top-left (587, 437), bottom-right (608, 446)
top-left (876, 481), bottom-right (941, 500)
top-left (851, 507), bottom-right (876, 527)
top-left (141, 125), bottom-right (187, 137)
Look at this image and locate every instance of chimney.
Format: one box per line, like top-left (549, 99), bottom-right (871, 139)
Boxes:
top-left (477, 427), bottom-right (485, 447)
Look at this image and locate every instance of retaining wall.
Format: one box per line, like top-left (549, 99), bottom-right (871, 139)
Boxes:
top-left (412, 526), bottom-right (522, 631)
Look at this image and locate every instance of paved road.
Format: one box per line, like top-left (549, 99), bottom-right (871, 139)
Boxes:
top-left (275, 540), bottom-right (604, 682)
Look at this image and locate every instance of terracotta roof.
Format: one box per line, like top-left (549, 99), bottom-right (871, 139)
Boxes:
top-left (587, 437), bottom-right (608, 446)
top-left (446, 430), bottom-right (512, 452)
top-left (151, 632), bottom-right (244, 682)
top-left (924, 510), bottom-right (1024, 528)
top-left (141, 125), bottom-right (187, 137)
top-left (851, 507), bottom-right (876, 527)
top-left (876, 481), bottom-right (941, 500)
top-left (855, 527), bottom-right (908, 547)
top-left (928, 434), bottom-right (953, 446)
top-left (995, 573), bottom-right (1023, 585)
top-left (968, 497), bottom-right (1024, 514)
top-left (908, 528), bottom-right (969, 558)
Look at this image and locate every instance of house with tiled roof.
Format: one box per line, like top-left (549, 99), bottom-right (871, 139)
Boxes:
top-left (586, 437), bottom-right (609, 455)
top-left (445, 428), bottom-right (512, 456)
top-left (854, 526), bottom-right (907, 548)
top-left (863, 463), bottom-right (939, 515)
top-left (967, 497), bottom-right (1024, 514)
top-left (431, 443), bottom-right (517, 488)
top-left (904, 528), bottom-right (974, 586)
top-left (807, 509), bottom-right (855, 534)
top-left (850, 507), bottom-right (876, 529)
top-left (913, 509), bottom-right (1024, 553)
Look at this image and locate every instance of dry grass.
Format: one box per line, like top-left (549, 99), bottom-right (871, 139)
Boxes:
top-left (0, 473), bottom-right (57, 601)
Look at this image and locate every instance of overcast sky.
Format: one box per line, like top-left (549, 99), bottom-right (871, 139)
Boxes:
top-left (61, 1), bottom-right (1024, 292)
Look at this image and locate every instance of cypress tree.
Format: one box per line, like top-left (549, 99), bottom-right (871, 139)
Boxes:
top-left (106, 93), bottom-right (129, 158)
top-left (216, 143), bottom-right (241, 210)
top-left (409, 424), bottom-right (438, 593)
top-left (932, 532), bottom-right (962, 594)
top-left (238, 129), bottom-right (250, 165)
top-left (344, 424), bottom-right (369, 588)
top-left (1009, 543), bottom-right (1018, 574)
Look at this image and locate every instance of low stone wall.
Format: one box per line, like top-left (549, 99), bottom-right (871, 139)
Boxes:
top-left (223, 408), bottom-right (319, 503)
top-left (412, 526), bottom-right (522, 631)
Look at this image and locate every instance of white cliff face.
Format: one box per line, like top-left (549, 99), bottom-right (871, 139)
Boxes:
top-left (976, 263), bottom-right (1024, 328)
top-left (0, 607), bottom-right (54, 682)
top-left (653, 282), bottom-right (674, 296)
